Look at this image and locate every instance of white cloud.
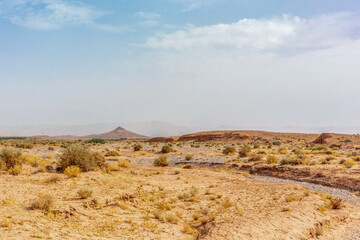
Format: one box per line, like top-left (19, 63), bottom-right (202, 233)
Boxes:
top-left (145, 13), bottom-right (359, 54)
top-left (0, 0), bottom-right (120, 31)
top-left (139, 20), bottom-right (160, 27)
top-left (135, 11), bottom-right (160, 20)
top-left (181, 2), bottom-right (202, 12)
top-left (135, 11), bottom-right (161, 27)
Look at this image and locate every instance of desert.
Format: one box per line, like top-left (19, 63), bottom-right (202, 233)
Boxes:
top-left (1, 128), bottom-right (360, 239)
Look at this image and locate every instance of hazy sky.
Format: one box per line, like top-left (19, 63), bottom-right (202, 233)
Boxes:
top-left (1, 0), bottom-right (360, 128)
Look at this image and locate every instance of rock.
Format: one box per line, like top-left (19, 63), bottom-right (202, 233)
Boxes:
top-left (147, 137), bottom-right (176, 143)
top-left (46, 165), bottom-right (64, 173)
top-left (178, 131), bottom-right (250, 142)
top-left (45, 165), bottom-right (56, 173)
top-left (313, 133), bottom-right (332, 144)
top-left (330, 144), bottom-right (342, 149)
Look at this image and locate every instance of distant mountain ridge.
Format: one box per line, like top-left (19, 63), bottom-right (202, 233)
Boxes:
top-left (1, 121), bottom-right (360, 137)
top-left (0, 121), bottom-right (192, 137)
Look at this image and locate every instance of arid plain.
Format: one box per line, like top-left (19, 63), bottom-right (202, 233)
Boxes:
top-left (1, 129), bottom-right (360, 240)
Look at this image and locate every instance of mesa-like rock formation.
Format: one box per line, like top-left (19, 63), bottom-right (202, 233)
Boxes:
top-left (147, 137), bottom-right (177, 143)
top-left (313, 133), bottom-right (332, 144)
top-left (178, 131), bottom-right (250, 142)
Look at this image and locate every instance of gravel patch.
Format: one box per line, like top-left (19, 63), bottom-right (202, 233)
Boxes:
top-left (251, 175), bottom-right (360, 207)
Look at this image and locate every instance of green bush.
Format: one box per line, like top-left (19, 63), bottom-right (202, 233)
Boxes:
top-left (0, 148), bottom-right (22, 169)
top-left (87, 138), bottom-right (106, 144)
top-left (280, 157), bottom-right (300, 166)
top-left (59, 145), bottom-right (105, 172)
top-left (272, 141), bottom-right (281, 146)
top-left (154, 155), bottom-right (169, 167)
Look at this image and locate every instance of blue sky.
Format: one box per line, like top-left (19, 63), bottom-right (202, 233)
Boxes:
top-left (1, 0), bottom-right (360, 129)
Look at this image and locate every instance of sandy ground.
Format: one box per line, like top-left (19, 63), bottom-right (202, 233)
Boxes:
top-left (0, 140), bottom-right (360, 239)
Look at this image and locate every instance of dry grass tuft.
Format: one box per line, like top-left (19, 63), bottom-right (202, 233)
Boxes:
top-left (60, 145), bottom-right (104, 172)
top-left (0, 148), bottom-right (22, 169)
top-left (154, 155), bottom-right (169, 167)
top-left (118, 159), bottom-right (130, 168)
top-left (64, 165), bottom-right (80, 177)
top-left (77, 188), bottom-right (93, 199)
top-left (30, 194), bottom-right (54, 212)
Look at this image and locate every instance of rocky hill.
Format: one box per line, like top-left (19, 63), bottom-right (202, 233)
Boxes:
top-left (83, 127), bottom-right (148, 140)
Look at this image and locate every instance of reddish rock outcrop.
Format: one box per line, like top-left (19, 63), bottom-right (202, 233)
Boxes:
top-left (178, 131), bottom-right (250, 142)
top-left (313, 133), bottom-right (332, 144)
top-left (147, 137), bottom-right (176, 143)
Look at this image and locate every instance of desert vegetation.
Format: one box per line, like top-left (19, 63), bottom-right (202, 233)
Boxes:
top-left (0, 133), bottom-right (360, 239)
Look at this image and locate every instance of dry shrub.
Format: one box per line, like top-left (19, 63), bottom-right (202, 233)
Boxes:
top-left (0, 148), bottom-right (22, 169)
top-left (248, 153), bottom-right (263, 162)
top-left (285, 195), bottom-right (298, 202)
top-left (47, 175), bottom-right (61, 184)
top-left (310, 224), bottom-right (323, 237)
top-left (278, 148), bottom-right (289, 154)
top-left (15, 141), bottom-right (34, 149)
top-left (118, 159), bottom-right (130, 168)
top-left (221, 198), bottom-right (233, 208)
top-left (22, 154), bottom-right (49, 168)
top-left (327, 198), bottom-right (343, 210)
top-left (64, 166), bottom-right (80, 177)
top-left (92, 152), bottom-right (105, 167)
top-left (30, 194), bottom-right (54, 212)
top-left (192, 213), bottom-right (201, 221)
top-left (77, 188), bottom-right (93, 199)
top-left (153, 210), bottom-right (165, 221)
top-left (239, 145), bottom-right (251, 157)
top-left (0, 161), bottom-right (6, 171)
top-left (185, 154), bottom-right (193, 161)
top-left (165, 212), bottom-right (179, 224)
top-left (266, 155), bottom-right (279, 164)
top-left (182, 225), bottom-right (198, 235)
top-left (133, 143), bottom-right (143, 151)
top-left (280, 157), bottom-right (300, 166)
top-left (154, 155), bottom-right (169, 167)
top-left (59, 145), bottom-right (104, 172)
top-left (0, 217), bottom-right (13, 229)
top-left (106, 162), bottom-right (121, 171)
top-left (282, 206), bottom-right (291, 211)
top-left (8, 165), bottom-right (22, 176)
top-left (343, 159), bottom-right (356, 168)
top-left (161, 145), bottom-right (173, 154)
top-left (223, 146), bottom-right (236, 155)
top-left (105, 150), bottom-right (121, 157)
